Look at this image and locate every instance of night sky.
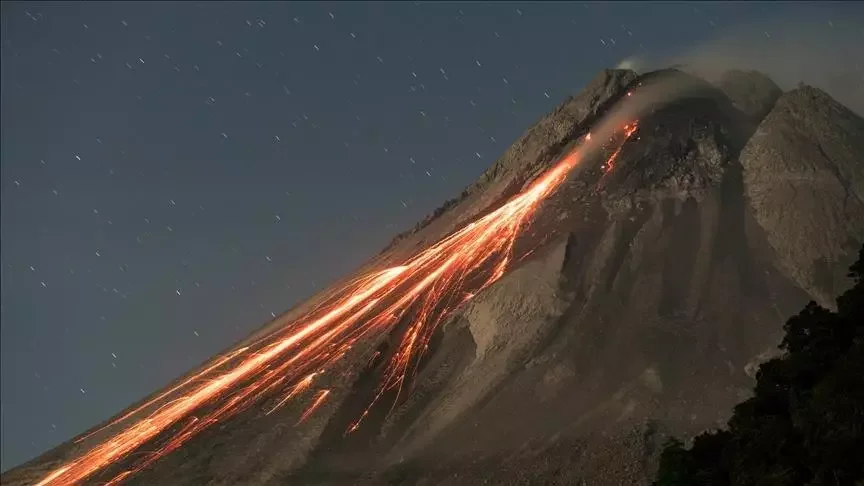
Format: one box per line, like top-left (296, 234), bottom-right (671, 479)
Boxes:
top-left (2, 1), bottom-right (860, 471)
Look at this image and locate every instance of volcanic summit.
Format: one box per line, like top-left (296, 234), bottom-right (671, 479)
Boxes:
top-left (4, 67), bottom-right (863, 486)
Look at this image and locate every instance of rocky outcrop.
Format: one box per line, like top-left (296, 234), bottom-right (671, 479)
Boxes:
top-left (601, 73), bottom-right (744, 203)
top-left (741, 85), bottom-right (864, 308)
top-left (392, 239), bottom-right (571, 458)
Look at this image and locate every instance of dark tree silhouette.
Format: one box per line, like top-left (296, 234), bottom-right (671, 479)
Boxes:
top-left (655, 245), bottom-right (864, 486)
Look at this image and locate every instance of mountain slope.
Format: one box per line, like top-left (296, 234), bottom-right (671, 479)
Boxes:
top-left (3, 68), bottom-right (862, 486)
top-left (288, 72), bottom-right (864, 485)
top-left (654, 246), bottom-right (864, 486)
top-left (741, 85), bottom-right (864, 309)
top-left (383, 68), bottom-right (639, 257)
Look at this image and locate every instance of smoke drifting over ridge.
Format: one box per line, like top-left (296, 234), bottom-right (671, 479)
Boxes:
top-left (617, 12), bottom-right (864, 115)
top-left (566, 71), bottom-right (720, 181)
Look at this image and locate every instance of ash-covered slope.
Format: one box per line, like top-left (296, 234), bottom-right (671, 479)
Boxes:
top-left (383, 69), bottom-right (639, 257)
top-left (741, 85), bottom-right (864, 309)
top-left (3, 68), bottom-right (862, 486)
top-left (287, 71), bottom-right (864, 485)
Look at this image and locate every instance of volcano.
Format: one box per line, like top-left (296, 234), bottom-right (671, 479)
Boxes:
top-left (4, 67), bottom-right (863, 486)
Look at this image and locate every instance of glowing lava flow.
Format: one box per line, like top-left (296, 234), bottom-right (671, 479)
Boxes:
top-left (36, 121), bottom-right (639, 486)
top-left (601, 121), bottom-right (638, 173)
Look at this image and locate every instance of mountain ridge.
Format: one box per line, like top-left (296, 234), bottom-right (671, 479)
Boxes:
top-left (288, 69), bottom-right (864, 485)
top-left (3, 66), bottom-right (862, 486)
top-left (383, 68), bottom-right (639, 253)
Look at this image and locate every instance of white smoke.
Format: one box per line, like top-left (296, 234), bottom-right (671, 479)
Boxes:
top-left (615, 57), bottom-right (644, 73)
top-left (618, 13), bottom-right (864, 115)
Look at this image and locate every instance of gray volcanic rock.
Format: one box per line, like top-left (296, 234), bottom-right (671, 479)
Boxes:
top-left (601, 74), bottom-right (743, 201)
top-left (385, 68), bottom-right (639, 252)
top-left (741, 85), bottom-right (864, 308)
top-left (716, 69), bottom-right (782, 122)
top-left (5, 68), bottom-right (863, 486)
top-left (823, 70), bottom-right (864, 117)
top-left (289, 71), bottom-right (863, 485)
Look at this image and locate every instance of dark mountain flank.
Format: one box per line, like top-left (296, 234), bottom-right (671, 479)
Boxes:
top-left (654, 245), bottom-right (864, 486)
top-left (3, 68), bottom-right (861, 486)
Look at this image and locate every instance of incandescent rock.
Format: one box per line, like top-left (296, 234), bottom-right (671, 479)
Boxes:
top-left (386, 69), bottom-right (639, 251)
top-left (601, 72), bottom-right (742, 205)
top-left (6, 67), bottom-right (864, 486)
top-left (291, 69), bottom-right (856, 486)
top-left (384, 239), bottom-right (572, 461)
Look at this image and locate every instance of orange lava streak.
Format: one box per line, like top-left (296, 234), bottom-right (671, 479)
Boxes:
top-left (73, 346), bottom-right (250, 445)
top-left (296, 390), bottom-right (331, 425)
top-left (266, 373), bottom-right (317, 415)
top-left (602, 121), bottom-right (638, 173)
top-left (38, 121), bottom-right (639, 486)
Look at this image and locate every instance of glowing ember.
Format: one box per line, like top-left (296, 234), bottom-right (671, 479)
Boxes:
top-left (296, 389), bottom-right (331, 425)
top-left (601, 121), bottom-right (639, 173)
top-left (37, 120), bottom-right (639, 486)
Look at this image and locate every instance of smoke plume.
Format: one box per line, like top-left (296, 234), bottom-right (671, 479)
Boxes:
top-left (619, 13), bottom-right (864, 115)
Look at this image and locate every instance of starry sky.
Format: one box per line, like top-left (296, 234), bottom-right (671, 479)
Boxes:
top-left (2, 1), bottom-right (860, 471)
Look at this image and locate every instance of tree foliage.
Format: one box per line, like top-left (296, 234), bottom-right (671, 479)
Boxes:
top-left (655, 245), bottom-right (864, 486)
